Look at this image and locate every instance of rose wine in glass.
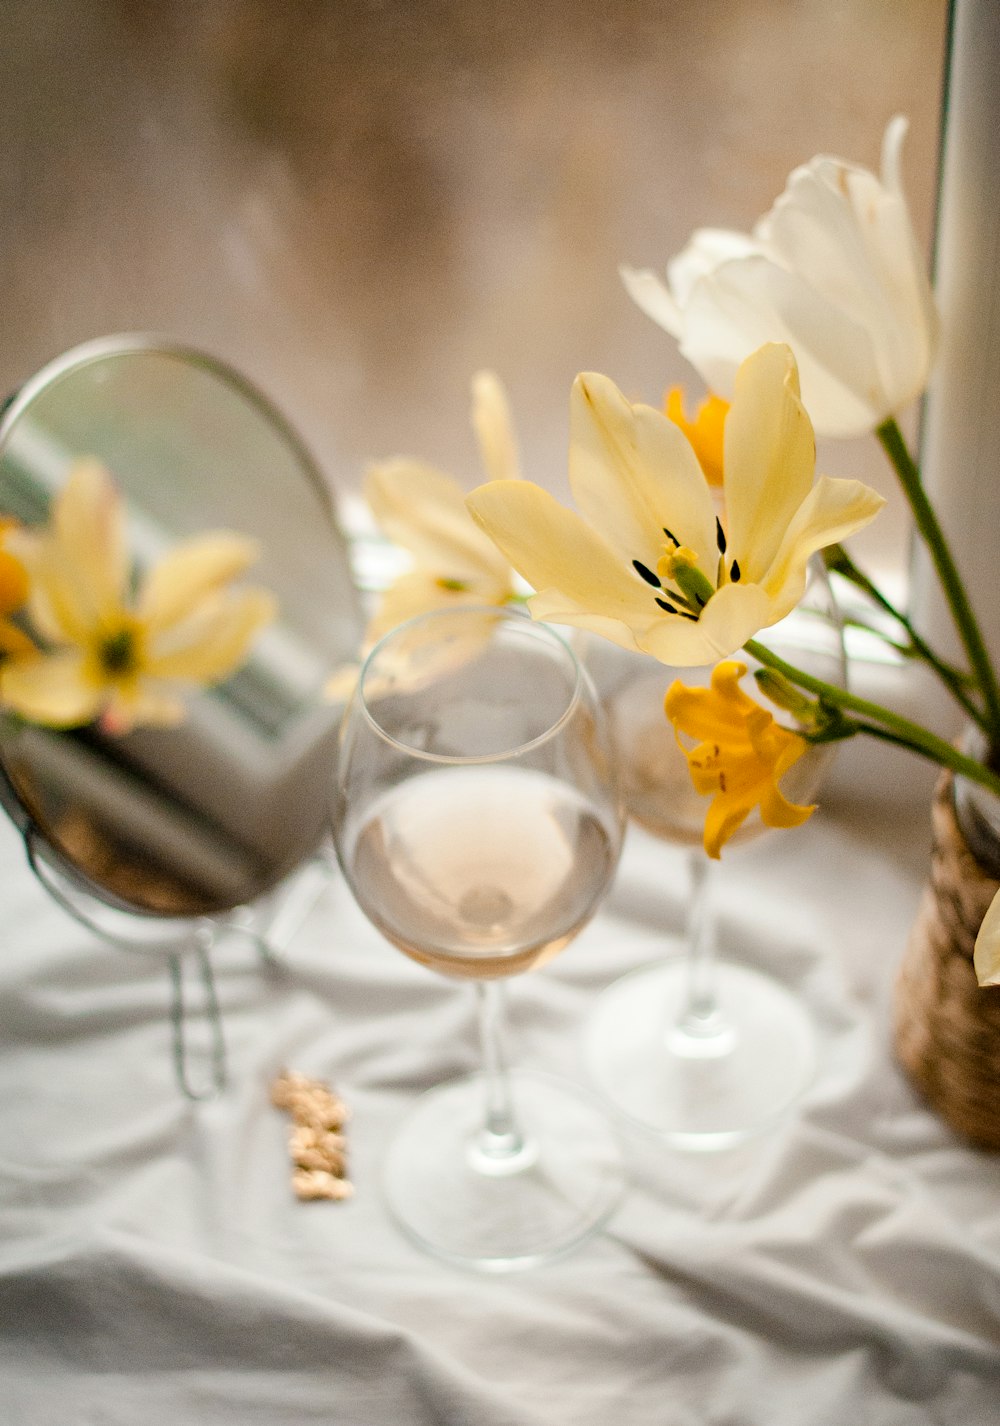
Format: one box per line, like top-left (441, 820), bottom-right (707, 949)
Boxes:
top-left (333, 606), bottom-right (625, 1268)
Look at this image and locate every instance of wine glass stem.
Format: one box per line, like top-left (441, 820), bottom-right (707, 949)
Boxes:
top-left (672, 856), bottom-right (732, 1050)
top-left (475, 980), bottom-right (525, 1159)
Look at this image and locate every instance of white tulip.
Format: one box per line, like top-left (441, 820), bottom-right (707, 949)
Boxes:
top-left (622, 117), bottom-right (939, 438)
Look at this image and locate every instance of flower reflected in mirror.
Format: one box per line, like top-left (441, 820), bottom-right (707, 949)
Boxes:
top-left (0, 519), bottom-right (35, 658)
top-left (0, 459), bottom-right (277, 733)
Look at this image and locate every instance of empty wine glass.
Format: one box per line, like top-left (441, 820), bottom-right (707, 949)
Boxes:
top-left (332, 606), bottom-right (626, 1269)
top-left (584, 560), bottom-right (844, 1148)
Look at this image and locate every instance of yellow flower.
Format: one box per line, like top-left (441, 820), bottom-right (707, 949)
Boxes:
top-left (0, 459), bottom-right (276, 732)
top-left (0, 519), bottom-right (36, 658)
top-left (664, 659), bottom-right (816, 858)
top-left (466, 343), bottom-right (884, 667)
top-left (665, 388), bottom-right (728, 487)
top-left (362, 370), bottom-right (519, 646)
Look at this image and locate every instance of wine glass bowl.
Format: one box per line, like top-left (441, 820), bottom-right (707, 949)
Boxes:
top-left (332, 606), bottom-right (626, 1268)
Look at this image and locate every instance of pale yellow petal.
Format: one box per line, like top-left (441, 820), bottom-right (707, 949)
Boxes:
top-left (569, 372), bottom-right (717, 571)
top-left (471, 371), bottom-right (521, 484)
top-left (759, 475), bottom-right (885, 621)
top-left (146, 589), bottom-right (276, 682)
top-left (366, 459), bottom-right (510, 583)
top-left (641, 581), bottom-right (773, 667)
top-left (139, 533), bottom-right (261, 628)
top-left (974, 888), bottom-right (1000, 987)
top-left (365, 569), bottom-right (507, 646)
top-left (0, 650), bottom-right (103, 726)
top-left (466, 480), bottom-right (660, 633)
top-left (53, 459), bottom-right (130, 617)
top-left (723, 344), bottom-right (817, 584)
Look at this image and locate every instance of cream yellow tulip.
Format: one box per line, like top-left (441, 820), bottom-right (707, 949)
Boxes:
top-left (467, 344), bottom-right (884, 667)
top-left (361, 371), bottom-right (519, 646)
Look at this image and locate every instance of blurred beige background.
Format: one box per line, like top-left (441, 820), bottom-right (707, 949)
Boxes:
top-left (0, 0), bottom-right (948, 580)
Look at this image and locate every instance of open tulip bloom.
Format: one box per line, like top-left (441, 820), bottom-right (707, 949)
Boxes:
top-left (467, 343), bottom-right (884, 668)
top-left (621, 116), bottom-right (938, 442)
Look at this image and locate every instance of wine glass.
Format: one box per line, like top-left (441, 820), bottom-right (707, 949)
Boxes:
top-left (583, 561), bottom-right (844, 1148)
top-left (332, 606), bottom-right (626, 1269)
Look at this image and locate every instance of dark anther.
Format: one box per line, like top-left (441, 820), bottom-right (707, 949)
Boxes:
top-left (632, 559), bottom-right (661, 588)
top-left (662, 526), bottom-right (679, 547)
top-left (730, 560), bottom-right (741, 583)
top-left (715, 517), bottom-right (727, 555)
top-left (655, 596), bottom-right (678, 613)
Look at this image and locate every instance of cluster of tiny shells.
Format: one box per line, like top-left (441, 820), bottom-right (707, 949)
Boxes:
top-left (271, 1069), bottom-right (354, 1201)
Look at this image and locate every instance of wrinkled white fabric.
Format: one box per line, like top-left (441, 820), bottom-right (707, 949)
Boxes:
top-left (1, 790), bottom-right (999, 1425)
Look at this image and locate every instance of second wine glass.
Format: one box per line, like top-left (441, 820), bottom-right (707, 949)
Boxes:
top-left (332, 606), bottom-right (626, 1269)
top-left (584, 563), bottom-right (843, 1148)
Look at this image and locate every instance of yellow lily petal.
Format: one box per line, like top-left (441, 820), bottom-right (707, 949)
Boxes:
top-left (640, 579), bottom-right (773, 667)
top-left (974, 888), bottom-right (1000, 987)
top-left (569, 372), bottom-right (718, 573)
top-left (52, 460), bottom-right (130, 619)
top-left (139, 533), bottom-right (262, 629)
top-left (665, 660), bottom-right (815, 857)
top-left (146, 589), bottom-right (276, 683)
top-left (467, 480), bottom-right (660, 643)
top-left (760, 474), bottom-right (886, 620)
top-left (471, 370), bottom-right (521, 485)
top-left (723, 343), bottom-right (816, 585)
top-left (365, 568), bottom-right (509, 647)
top-left (0, 649), bottom-right (104, 727)
top-left (365, 459), bottom-right (511, 584)
top-left (665, 388), bottom-right (728, 487)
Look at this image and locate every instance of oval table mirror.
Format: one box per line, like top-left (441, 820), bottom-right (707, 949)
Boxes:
top-left (0, 334), bottom-right (364, 1095)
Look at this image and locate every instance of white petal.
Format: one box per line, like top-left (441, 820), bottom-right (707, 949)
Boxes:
top-left (680, 257), bottom-right (885, 436)
top-left (619, 266), bottom-right (685, 338)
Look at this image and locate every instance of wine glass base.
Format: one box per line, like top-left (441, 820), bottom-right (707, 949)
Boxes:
top-left (583, 959), bottom-right (817, 1149)
top-left (383, 1070), bottom-right (626, 1271)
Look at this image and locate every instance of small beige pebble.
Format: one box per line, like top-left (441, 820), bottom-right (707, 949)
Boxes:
top-left (292, 1168), bottom-right (355, 1202)
top-left (273, 1070), bottom-right (352, 1202)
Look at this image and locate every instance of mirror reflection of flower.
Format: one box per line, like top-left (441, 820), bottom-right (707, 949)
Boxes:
top-left (0, 459), bottom-right (277, 734)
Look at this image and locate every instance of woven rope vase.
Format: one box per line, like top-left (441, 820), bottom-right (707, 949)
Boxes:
top-left (895, 767), bottom-right (1000, 1149)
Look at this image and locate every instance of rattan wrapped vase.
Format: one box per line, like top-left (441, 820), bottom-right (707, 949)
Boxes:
top-left (895, 767), bottom-right (1000, 1149)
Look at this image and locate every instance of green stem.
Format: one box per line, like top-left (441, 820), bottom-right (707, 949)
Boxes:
top-left (745, 638), bottom-right (1000, 799)
top-left (825, 543), bottom-right (986, 729)
top-left (876, 417), bottom-right (1000, 736)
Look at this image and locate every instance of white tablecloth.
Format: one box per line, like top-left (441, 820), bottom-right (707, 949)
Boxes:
top-left (2, 777), bottom-right (999, 1425)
